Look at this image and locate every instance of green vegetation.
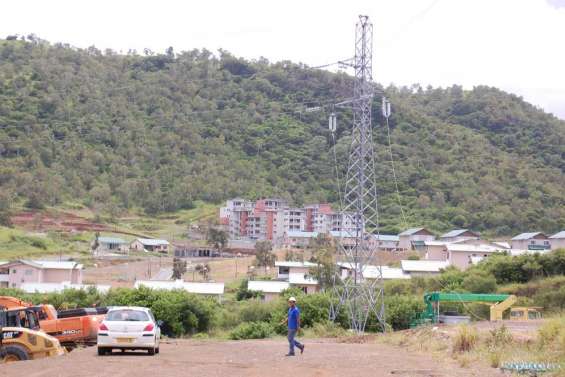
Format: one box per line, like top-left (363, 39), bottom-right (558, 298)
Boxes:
top-left (229, 322), bottom-right (274, 340)
top-left (0, 226), bottom-right (92, 259)
top-left (0, 38), bottom-right (563, 235)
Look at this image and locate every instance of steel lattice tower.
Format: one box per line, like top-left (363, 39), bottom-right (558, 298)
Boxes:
top-left (331, 15), bottom-right (386, 333)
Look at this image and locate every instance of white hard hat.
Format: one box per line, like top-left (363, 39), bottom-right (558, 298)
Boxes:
top-left (288, 297), bottom-right (296, 302)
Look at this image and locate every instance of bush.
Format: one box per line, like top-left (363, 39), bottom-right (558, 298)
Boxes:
top-left (309, 320), bottom-right (347, 338)
top-left (453, 325), bottom-right (478, 353)
top-left (229, 322), bottom-right (273, 340)
top-left (383, 295), bottom-right (425, 330)
top-left (462, 270), bottom-right (497, 293)
top-left (103, 287), bottom-right (216, 337)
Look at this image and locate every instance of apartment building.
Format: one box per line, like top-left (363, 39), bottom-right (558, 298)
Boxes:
top-left (220, 199), bottom-right (359, 245)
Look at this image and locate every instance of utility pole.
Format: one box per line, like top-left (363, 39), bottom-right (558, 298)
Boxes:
top-left (330, 15), bottom-right (386, 333)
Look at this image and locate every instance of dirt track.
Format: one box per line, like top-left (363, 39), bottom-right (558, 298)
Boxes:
top-left (1, 338), bottom-right (501, 377)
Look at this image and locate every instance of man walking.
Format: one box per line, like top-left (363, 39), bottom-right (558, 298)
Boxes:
top-left (284, 296), bottom-right (304, 356)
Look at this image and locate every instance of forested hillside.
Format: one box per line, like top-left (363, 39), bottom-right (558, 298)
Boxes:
top-left (0, 37), bottom-right (564, 235)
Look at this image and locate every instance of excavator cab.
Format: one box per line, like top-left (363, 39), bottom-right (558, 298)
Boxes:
top-left (0, 308), bottom-right (41, 331)
top-left (0, 309), bottom-right (66, 363)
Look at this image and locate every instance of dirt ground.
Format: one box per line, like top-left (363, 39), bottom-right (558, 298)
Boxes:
top-left (0, 338), bottom-right (503, 377)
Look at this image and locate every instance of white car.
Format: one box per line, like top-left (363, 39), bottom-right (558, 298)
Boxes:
top-left (97, 306), bottom-right (161, 356)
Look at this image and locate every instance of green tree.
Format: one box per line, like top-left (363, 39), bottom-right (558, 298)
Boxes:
top-left (254, 240), bottom-right (275, 274)
top-left (206, 228), bottom-right (228, 251)
top-left (308, 234), bottom-right (338, 291)
top-left (172, 258), bottom-right (187, 279)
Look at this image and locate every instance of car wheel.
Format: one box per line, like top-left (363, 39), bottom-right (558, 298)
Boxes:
top-left (1, 345), bottom-right (30, 363)
top-left (97, 348), bottom-right (107, 356)
top-left (148, 348), bottom-right (155, 356)
top-left (155, 347), bottom-right (160, 354)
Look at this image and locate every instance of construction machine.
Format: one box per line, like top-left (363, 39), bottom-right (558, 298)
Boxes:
top-left (0, 296), bottom-right (107, 347)
top-left (0, 308), bottom-right (66, 363)
top-left (411, 292), bottom-right (541, 327)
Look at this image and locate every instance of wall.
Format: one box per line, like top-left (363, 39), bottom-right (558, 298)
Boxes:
top-left (7, 264), bottom-right (41, 288)
top-left (43, 269), bottom-right (75, 283)
top-left (551, 239), bottom-right (565, 250)
top-left (426, 245), bottom-right (447, 260)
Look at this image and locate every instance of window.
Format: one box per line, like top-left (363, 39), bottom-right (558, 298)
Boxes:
top-left (25, 269), bottom-right (33, 276)
top-left (106, 309), bottom-right (149, 322)
top-left (12, 269), bottom-right (16, 274)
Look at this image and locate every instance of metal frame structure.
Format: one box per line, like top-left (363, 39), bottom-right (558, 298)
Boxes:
top-left (330, 15), bottom-right (386, 333)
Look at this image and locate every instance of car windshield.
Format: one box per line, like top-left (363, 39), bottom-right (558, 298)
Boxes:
top-left (106, 309), bottom-right (149, 322)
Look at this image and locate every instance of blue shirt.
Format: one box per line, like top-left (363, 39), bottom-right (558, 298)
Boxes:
top-left (288, 306), bottom-right (300, 330)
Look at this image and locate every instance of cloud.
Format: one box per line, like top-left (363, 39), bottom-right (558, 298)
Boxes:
top-left (547, 0), bottom-right (565, 9)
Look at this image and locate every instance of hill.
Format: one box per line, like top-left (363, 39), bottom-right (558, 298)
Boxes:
top-left (0, 37), bottom-right (564, 235)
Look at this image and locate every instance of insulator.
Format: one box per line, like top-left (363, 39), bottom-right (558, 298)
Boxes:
top-left (329, 113), bottom-right (337, 132)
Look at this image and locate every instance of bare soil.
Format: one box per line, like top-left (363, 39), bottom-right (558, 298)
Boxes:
top-left (1, 338), bottom-right (503, 377)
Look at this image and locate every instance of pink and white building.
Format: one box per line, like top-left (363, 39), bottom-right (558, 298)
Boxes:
top-left (0, 260), bottom-right (83, 289)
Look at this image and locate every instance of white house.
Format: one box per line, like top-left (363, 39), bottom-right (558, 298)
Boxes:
top-left (247, 280), bottom-right (290, 302)
top-left (0, 260), bottom-right (83, 289)
top-left (445, 243), bottom-right (503, 270)
top-left (274, 261), bottom-right (319, 294)
top-left (130, 238), bottom-right (170, 253)
top-left (400, 260), bottom-right (450, 276)
top-left (549, 231), bottom-right (565, 250)
top-left (510, 232), bottom-right (550, 251)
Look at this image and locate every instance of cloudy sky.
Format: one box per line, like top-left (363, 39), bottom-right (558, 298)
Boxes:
top-left (2, 0), bottom-right (564, 119)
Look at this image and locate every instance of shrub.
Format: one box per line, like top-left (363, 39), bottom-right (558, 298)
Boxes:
top-left (229, 322), bottom-right (273, 340)
top-left (487, 325), bottom-right (512, 347)
top-left (453, 325), bottom-right (478, 353)
top-left (309, 320), bottom-right (347, 338)
top-left (383, 295), bottom-right (425, 331)
top-left (462, 270), bottom-right (497, 293)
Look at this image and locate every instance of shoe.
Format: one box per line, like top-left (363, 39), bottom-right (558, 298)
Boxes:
top-left (285, 353), bottom-right (295, 357)
top-left (300, 345), bottom-right (305, 354)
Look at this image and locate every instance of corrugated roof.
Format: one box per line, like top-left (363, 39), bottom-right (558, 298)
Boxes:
top-left (549, 231), bottom-right (565, 239)
top-left (400, 260), bottom-right (450, 272)
top-left (364, 266), bottom-right (410, 280)
top-left (329, 230), bottom-right (357, 238)
top-left (248, 280), bottom-right (290, 293)
top-left (135, 238), bottom-right (170, 246)
top-left (424, 240), bottom-right (449, 246)
top-left (134, 280), bottom-right (224, 295)
top-left (374, 234), bottom-right (399, 242)
top-left (446, 244), bottom-right (500, 253)
top-left (4, 260), bottom-right (83, 270)
top-left (286, 231), bottom-right (319, 238)
top-left (511, 232), bottom-right (545, 241)
top-left (275, 261), bottom-right (317, 268)
top-left (440, 229), bottom-right (477, 238)
top-left (98, 237), bottom-right (128, 244)
top-left (398, 227), bottom-right (425, 236)
top-left (492, 241), bottom-right (511, 249)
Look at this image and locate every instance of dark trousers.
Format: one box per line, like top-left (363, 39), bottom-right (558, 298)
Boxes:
top-left (287, 329), bottom-right (303, 354)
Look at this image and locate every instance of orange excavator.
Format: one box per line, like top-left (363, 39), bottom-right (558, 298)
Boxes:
top-left (0, 296), bottom-right (106, 348)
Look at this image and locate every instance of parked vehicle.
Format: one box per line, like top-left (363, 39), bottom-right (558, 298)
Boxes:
top-left (0, 309), bottom-right (66, 363)
top-left (0, 296), bottom-right (107, 347)
top-left (97, 307), bottom-right (161, 356)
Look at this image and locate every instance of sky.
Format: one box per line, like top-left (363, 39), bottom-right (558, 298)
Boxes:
top-left (1, 0), bottom-right (564, 119)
